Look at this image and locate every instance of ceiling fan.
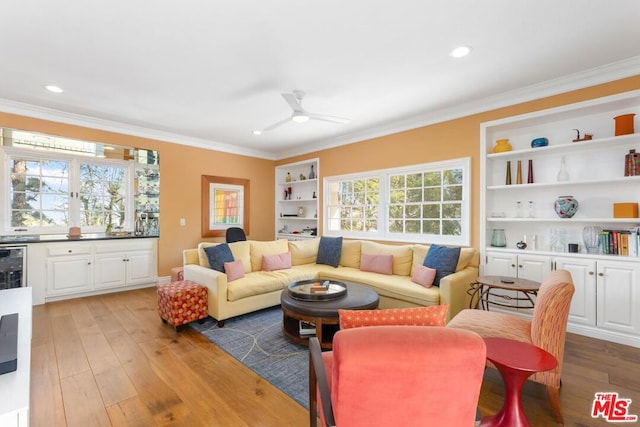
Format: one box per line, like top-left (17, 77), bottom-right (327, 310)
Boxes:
top-left (258, 90), bottom-right (350, 133)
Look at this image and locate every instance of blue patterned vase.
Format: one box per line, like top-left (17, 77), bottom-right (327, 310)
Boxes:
top-left (554, 196), bottom-right (579, 218)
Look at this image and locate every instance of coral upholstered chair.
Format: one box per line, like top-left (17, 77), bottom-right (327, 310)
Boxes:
top-left (447, 269), bottom-right (575, 424)
top-left (308, 326), bottom-right (486, 427)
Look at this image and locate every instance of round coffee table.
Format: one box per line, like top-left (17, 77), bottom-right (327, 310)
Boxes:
top-left (280, 280), bottom-right (379, 349)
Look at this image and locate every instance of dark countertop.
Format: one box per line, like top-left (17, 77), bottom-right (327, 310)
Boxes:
top-left (0, 233), bottom-right (159, 245)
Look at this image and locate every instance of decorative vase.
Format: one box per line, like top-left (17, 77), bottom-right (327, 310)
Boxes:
top-left (614, 113), bottom-right (636, 136)
top-left (557, 156), bottom-right (570, 181)
top-left (527, 159), bottom-right (534, 184)
top-left (516, 160), bottom-right (522, 184)
top-left (531, 137), bottom-right (549, 148)
top-left (582, 226), bottom-right (603, 254)
top-left (493, 139), bottom-right (512, 153)
top-left (624, 149), bottom-right (640, 176)
top-left (505, 161), bottom-right (512, 185)
top-left (285, 172), bottom-right (292, 183)
top-left (490, 229), bottom-right (507, 247)
top-left (554, 196), bottom-right (579, 218)
top-left (308, 165), bottom-right (316, 179)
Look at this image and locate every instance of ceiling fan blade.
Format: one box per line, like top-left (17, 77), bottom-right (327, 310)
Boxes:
top-left (262, 117), bottom-right (291, 132)
top-left (307, 113), bottom-right (351, 124)
top-left (281, 93), bottom-right (303, 112)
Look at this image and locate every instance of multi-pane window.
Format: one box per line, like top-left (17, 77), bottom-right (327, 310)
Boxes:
top-left (79, 162), bottom-right (127, 228)
top-left (5, 151), bottom-right (131, 233)
top-left (326, 177), bottom-right (380, 232)
top-left (9, 158), bottom-right (70, 228)
top-left (324, 158), bottom-right (470, 245)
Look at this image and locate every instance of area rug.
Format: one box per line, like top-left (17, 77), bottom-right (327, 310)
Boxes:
top-left (190, 306), bottom-right (310, 408)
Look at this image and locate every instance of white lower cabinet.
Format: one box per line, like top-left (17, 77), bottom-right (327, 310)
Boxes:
top-left (485, 250), bottom-right (640, 347)
top-left (553, 256), bottom-right (597, 327)
top-left (484, 252), bottom-right (550, 281)
top-left (46, 244), bottom-right (93, 296)
top-left (94, 249), bottom-right (156, 289)
top-left (595, 260), bottom-right (640, 336)
top-left (44, 239), bottom-right (157, 299)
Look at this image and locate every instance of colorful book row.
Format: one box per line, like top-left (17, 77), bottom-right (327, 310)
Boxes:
top-left (599, 229), bottom-right (640, 256)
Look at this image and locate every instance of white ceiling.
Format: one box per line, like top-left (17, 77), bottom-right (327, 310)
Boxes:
top-left (1, 1), bottom-right (639, 160)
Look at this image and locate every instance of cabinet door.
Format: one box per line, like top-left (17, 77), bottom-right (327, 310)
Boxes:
top-left (127, 250), bottom-right (156, 284)
top-left (94, 253), bottom-right (127, 289)
top-left (516, 254), bottom-right (550, 282)
top-left (46, 255), bottom-right (93, 295)
top-left (484, 252), bottom-right (517, 276)
top-left (554, 256), bottom-right (597, 327)
top-left (596, 260), bottom-right (640, 335)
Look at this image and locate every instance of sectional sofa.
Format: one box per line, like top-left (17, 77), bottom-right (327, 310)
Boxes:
top-left (182, 238), bottom-right (479, 325)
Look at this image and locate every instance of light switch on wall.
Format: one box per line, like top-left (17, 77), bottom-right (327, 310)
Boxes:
top-left (180, 218), bottom-right (186, 226)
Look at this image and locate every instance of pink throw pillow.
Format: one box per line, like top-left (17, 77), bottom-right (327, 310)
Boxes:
top-left (339, 305), bottom-right (449, 329)
top-left (261, 252), bottom-right (292, 271)
top-left (224, 260), bottom-right (245, 282)
top-left (360, 253), bottom-right (393, 275)
top-left (411, 265), bottom-right (437, 288)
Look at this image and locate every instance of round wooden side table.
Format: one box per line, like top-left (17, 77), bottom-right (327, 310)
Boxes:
top-left (468, 275), bottom-right (540, 310)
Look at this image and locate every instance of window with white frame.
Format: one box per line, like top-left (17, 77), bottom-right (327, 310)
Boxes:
top-left (323, 157), bottom-right (470, 245)
top-left (4, 149), bottom-right (132, 234)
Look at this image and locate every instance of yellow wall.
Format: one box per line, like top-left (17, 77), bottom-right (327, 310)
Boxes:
top-left (1, 75), bottom-right (638, 276)
top-left (0, 113), bottom-right (275, 276)
top-left (279, 75), bottom-right (640, 250)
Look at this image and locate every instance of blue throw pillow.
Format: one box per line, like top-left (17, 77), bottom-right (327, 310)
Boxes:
top-left (316, 236), bottom-right (343, 268)
top-left (204, 243), bottom-right (234, 273)
top-left (423, 244), bottom-right (461, 286)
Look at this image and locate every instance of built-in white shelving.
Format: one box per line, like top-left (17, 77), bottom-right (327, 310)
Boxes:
top-left (275, 158), bottom-right (319, 240)
top-left (480, 89), bottom-right (640, 348)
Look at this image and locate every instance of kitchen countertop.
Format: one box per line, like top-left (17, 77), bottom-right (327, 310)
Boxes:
top-left (0, 233), bottom-right (159, 245)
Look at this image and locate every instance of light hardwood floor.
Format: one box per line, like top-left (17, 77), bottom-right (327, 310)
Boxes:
top-left (30, 287), bottom-right (640, 426)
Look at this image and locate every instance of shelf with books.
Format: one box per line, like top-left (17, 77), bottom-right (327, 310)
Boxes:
top-left (481, 90), bottom-right (640, 347)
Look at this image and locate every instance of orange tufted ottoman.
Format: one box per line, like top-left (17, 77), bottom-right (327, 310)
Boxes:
top-left (157, 280), bottom-right (208, 331)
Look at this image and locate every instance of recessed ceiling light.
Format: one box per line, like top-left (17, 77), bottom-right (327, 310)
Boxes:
top-left (44, 85), bottom-right (64, 93)
top-left (449, 46), bottom-right (472, 58)
top-left (253, 130), bottom-right (262, 135)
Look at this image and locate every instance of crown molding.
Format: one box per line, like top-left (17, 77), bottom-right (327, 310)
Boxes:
top-left (1, 56), bottom-right (638, 162)
top-left (278, 56), bottom-right (640, 159)
top-left (0, 99), bottom-right (278, 160)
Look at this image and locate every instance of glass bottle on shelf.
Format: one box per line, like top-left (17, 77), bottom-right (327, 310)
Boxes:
top-left (516, 201), bottom-right (523, 218)
top-left (557, 156), bottom-right (570, 181)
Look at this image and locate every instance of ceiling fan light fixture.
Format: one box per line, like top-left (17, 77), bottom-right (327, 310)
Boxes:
top-left (291, 112), bottom-right (310, 123)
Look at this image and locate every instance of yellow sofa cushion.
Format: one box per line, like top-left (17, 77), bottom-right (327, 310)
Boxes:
top-left (250, 239), bottom-right (289, 272)
top-left (197, 241), bottom-right (251, 273)
top-left (340, 239), bottom-right (362, 268)
top-left (289, 239), bottom-right (319, 265)
top-left (361, 241), bottom-right (413, 276)
top-left (229, 241), bottom-right (251, 273)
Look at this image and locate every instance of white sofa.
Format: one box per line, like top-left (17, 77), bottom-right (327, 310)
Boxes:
top-left (183, 238), bottom-right (479, 325)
